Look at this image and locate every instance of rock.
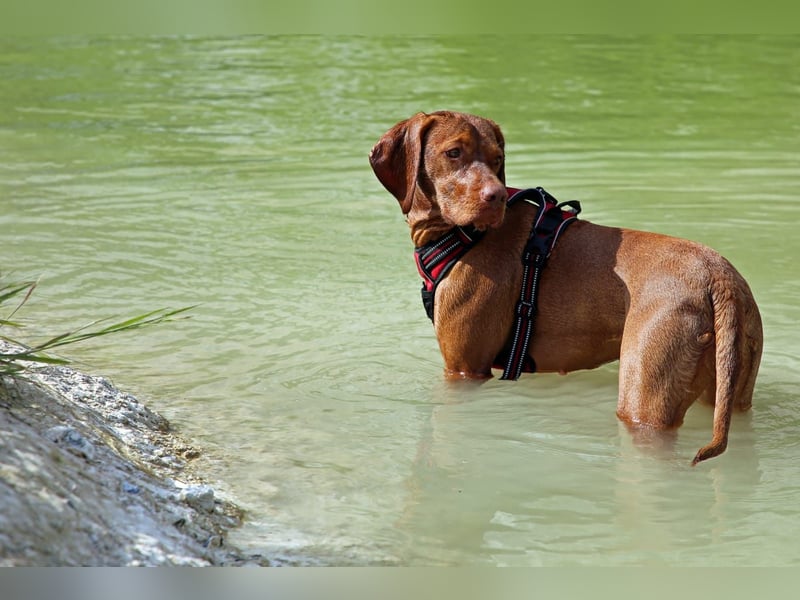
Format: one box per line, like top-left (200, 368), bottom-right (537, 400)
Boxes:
top-left (0, 340), bottom-right (250, 566)
top-left (121, 481), bottom-right (141, 494)
top-left (44, 425), bottom-right (95, 461)
top-left (180, 484), bottom-right (216, 512)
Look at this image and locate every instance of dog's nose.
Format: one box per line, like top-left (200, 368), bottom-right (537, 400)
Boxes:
top-left (480, 183), bottom-right (507, 204)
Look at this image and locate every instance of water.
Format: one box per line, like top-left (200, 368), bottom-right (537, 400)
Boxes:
top-left (2, 36), bottom-right (799, 565)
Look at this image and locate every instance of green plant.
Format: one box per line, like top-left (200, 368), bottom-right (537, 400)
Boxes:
top-left (1, 278), bottom-right (193, 376)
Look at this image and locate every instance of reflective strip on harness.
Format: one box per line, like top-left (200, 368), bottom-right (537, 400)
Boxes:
top-left (498, 188), bottom-right (581, 380)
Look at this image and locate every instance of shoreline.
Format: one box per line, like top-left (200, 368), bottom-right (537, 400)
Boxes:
top-left (0, 340), bottom-right (264, 566)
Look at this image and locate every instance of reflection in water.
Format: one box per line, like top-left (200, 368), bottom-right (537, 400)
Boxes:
top-left (2, 36), bottom-right (799, 565)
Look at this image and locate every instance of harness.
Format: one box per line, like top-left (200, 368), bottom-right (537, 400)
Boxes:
top-left (413, 187), bottom-right (581, 380)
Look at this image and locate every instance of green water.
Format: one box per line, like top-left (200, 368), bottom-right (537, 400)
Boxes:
top-left (2, 36), bottom-right (799, 565)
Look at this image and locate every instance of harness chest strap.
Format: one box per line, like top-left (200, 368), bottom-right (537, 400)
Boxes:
top-left (499, 188), bottom-right (581, 380)
top-left (414, 225), bottom-right (485, 321)
top-left (413, 187), bottom-right (581, 380)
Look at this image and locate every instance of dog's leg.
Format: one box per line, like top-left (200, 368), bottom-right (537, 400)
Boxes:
top-left (732, 304), bottom-right (762, 413)
top-left (615, 304), bottom-right (714, 433)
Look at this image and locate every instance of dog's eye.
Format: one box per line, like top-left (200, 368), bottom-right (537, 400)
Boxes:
top-left (445, 148), bottom-right (461, 159)
top-left (495, 155), bottom-right (504, 166)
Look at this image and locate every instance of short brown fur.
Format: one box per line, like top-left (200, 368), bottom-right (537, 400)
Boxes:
top-left (370, 111), bottom-right (763, 465)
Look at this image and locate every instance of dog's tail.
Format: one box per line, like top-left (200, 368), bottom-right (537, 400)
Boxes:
top-left (691, 273), bottom-right (743, 466)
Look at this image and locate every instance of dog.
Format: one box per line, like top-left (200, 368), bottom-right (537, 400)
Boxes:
top-left (369, 110), bottom-right (763, 465)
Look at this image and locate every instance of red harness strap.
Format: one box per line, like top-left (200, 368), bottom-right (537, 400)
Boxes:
top-left (414, 225), bottom-right (485, 321)
top-left (412, 186), bottom-right (580, 380)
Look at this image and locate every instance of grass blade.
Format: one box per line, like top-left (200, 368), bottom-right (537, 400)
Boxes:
top-left (1, 275), bottom-right (195, 377)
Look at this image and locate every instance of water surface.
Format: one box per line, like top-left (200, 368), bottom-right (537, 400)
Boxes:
top-left (2, 36), bottom-right (799, 565)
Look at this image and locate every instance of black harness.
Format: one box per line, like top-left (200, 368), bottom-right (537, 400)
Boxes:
top-left (413, 187), bottom-right (581, 380)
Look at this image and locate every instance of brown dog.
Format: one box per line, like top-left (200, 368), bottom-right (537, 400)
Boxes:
top-left (370, 110), bottom-right (763, 465)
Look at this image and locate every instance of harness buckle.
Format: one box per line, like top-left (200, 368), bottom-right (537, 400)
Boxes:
top-left (522, 250), bottom-right (549, 267)
top-left (515, 300), bottom-right (536, 319)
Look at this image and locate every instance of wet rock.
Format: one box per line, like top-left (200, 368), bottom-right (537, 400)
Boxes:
top-left (0, 340), bottom-right (249, 566)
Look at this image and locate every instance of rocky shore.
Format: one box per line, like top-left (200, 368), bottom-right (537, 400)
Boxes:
top-left (0, 341), bottom-right (263, 566)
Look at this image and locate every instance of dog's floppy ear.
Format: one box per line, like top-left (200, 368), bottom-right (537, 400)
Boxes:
top-left (487, 118), bottom-right (506, 184)
top-left (369, 113), bottom-right (436, 214)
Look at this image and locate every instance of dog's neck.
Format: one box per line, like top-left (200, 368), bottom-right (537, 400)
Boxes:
top-left (408, 215), bottom-right (455, 247)
top-left (406, 191), bottom-right (460, 247)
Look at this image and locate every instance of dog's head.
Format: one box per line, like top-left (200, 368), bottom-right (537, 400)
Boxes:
top-left (369, 111), bottom-right (507, 231)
